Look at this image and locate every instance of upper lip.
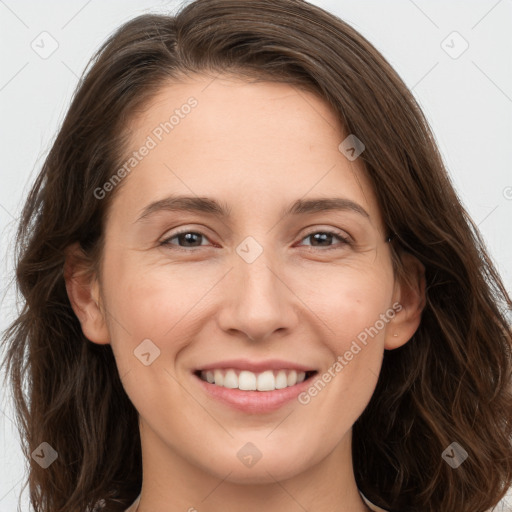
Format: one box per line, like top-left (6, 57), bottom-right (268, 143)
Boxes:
top-left (195, 359), bottom-right (316, 373)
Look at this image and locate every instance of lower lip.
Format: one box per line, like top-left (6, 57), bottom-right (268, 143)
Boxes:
top-left (193, 373), bottom-right (316, 413)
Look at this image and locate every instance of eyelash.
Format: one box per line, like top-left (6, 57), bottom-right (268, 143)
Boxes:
top-left (159, 228), bottom-right (351, 252)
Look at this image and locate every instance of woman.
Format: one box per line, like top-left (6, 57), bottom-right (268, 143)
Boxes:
top-left (2, 1), bottom-right (511, 511)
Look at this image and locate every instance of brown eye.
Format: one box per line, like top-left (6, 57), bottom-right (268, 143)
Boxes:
top-left (299, 230), bottom-right (351, 250)
top-left (160, 230), bottom-right (210, 249)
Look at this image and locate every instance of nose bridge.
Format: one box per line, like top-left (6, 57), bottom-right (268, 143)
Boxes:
top-left (218, 235), bottom-right (296, 341)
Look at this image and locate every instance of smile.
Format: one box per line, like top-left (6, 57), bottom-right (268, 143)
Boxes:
top-left (196, 368), bottom-right (316, 391)
top-left (193, 359), bottom-right (319, 413)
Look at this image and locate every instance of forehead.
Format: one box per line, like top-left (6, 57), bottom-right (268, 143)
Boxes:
top-left (111, 74), bottom-right (383, 229)
top-left (131, 74), bottom-right (345, 145)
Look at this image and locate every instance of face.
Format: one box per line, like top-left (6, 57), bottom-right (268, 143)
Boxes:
top-left (75, 74), bottom-right (416, 486)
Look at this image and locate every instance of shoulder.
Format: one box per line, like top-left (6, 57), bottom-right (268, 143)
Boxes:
top-left (360, 490), bottom-right (390, 512)
top-left (124, 495), bottom-right (141, 512)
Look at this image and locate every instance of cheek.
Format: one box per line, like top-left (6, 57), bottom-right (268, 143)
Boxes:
top-left (101, 263), bottom-right (201, 420)
top-left (296, 261), bottom-right (395, 349)
top-left (298, 263), bottom-right (394, 410)
top-left (337, 280), bottom-right (393, 342)
top-left (103, 241), bottom-right (211, 330)
top-left (296, 275), bottom-right (393, 440)
top-left (98, 250), bottom-right (198, 376)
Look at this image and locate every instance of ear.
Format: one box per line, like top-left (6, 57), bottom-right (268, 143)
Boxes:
top-left (63, 242), bottom-right (110, 345)
top-left (385, 251), bottom-right (426, 350)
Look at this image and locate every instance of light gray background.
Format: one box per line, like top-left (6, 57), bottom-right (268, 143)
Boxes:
top-left (1, 0), bottom-right (511, 510)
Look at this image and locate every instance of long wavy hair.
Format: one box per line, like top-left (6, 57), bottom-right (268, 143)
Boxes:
top-left (2, 1), bottom-right (511, 511)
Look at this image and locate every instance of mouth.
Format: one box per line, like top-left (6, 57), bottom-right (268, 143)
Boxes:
top-left (194, 368), bottom-right (318, 392)
top-left (192, 359), bottom-right (319, 413)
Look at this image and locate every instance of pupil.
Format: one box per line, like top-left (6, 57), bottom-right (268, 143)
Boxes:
top-left (313, 233), bottom-right (331, 246)
top-left (181, 233), bottom-right (200, 246)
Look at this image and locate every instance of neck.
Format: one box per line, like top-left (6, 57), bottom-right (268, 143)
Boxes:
top-left (134, 421), bottom-right (373, 512)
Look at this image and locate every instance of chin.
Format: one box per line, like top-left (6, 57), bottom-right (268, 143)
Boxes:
top-left (196, 444), bottom-right (312, 484)
top-left (217, 462), bottom-right (304, 485)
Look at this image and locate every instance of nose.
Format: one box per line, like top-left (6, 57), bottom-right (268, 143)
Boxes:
top-left (216, 245), bottom-right (299, 342)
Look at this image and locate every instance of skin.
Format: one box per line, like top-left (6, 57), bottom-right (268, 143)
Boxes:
top-left (66, 74), bottom-right (425, 512)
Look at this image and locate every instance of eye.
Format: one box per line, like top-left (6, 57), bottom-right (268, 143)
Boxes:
top-left (160, 230), bottom-right (211, 249)
top-left (159, 228), bottom-right (351, 251)
top-left (298, 229), bottom-right (351, 250)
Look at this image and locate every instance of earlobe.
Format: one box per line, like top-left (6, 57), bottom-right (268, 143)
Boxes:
top-left (385, 251), bottom-right (426, 350)
top-left (64, 242), bottom-right (110, 345)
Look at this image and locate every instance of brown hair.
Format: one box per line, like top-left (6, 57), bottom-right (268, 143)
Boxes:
top-left (2, 1), bottom-right (511, 511)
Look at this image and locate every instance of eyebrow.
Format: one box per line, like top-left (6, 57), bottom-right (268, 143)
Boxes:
top-left (135, 195), bottom-right (370, 223)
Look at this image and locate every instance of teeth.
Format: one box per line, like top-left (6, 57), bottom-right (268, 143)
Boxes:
top-left (239, 371), bottom-right (257, 390)
top-left (275, 370), bottom-right (288, 389)
top-left (224, 369), bottom-right (238, 389)
top-left (199, 368), bottom-right (309, 391)
top-left (214, 369), bottom-right (224, 386)
top-left (257, 370), bottom-right (275, 391)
